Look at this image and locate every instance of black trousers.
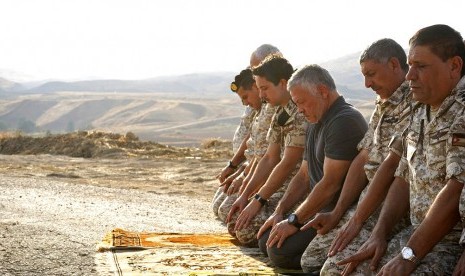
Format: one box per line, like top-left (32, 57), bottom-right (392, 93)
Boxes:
top-left (258, 226), bottom-right (317, 270)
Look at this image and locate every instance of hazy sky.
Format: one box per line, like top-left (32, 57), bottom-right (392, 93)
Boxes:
top-left (1, 0), bottom-right (464, 81)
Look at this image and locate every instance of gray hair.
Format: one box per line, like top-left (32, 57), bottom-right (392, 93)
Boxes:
top-left (288, 64), bottom-right (336, 93)
top-left (359, 38), bottom-right (408, 71)
top-left (252, 44), bottom-right (282, 61)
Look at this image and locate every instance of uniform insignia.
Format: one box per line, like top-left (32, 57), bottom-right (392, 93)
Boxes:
top-left (383, 115), bottom-right (398, 124)
top-left (452, 133), bottom-right (465, 147)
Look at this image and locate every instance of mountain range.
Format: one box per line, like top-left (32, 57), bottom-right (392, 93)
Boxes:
top-left (0, 51), bottom-right (376, 146)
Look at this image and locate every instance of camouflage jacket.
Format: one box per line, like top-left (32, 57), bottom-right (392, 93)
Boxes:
top-left (267, 99), bottom-right (307, 155)
top-left (396, 76), bottom-right (465, 229)
top-left (232, 106), bottom-right (257, 152)
top-left (244, 103), bottom-right (277, 161)
top-left (266, 99), bottom-right (307, 179)
top-left (358, 81), bottom-right (413, 182)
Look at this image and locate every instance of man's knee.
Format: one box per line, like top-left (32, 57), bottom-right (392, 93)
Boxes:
top-left (266, 245), bottom-right (301, 269)
top-left (236, 228), bottom-right (259, 247)
top-left (217, 202), bottom-right (229, 222)
top-left (258, 229), bottom-right (270, 255)
top-left (211, 190), bottom-right (225, 216)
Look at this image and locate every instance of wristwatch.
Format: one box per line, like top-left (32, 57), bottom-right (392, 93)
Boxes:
top-left (401, 246), bottom-right (418, 264)
top-left (253, 193), bottom-right (267, 206)
top-left (228, 160), bottom-right (238, 170)
top-left (287, 213), bottom-right (304, 228)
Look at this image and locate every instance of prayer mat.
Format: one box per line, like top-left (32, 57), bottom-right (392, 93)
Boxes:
top-left (96, 228), bottom-right (306, 275)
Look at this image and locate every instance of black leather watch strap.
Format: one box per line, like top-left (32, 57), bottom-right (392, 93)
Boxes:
top-left (288, 213), bottom-right (304, 228)
top-left (253, 193), bottom-right (267, 206)
top-left (228, 160), bottom-right (238, 170)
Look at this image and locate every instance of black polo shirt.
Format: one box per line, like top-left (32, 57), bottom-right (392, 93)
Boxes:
top-left (305, 96), bottom-right (368, 189)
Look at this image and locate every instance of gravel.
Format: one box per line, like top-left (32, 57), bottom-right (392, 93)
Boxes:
top-left (0, 175), bottom-right (224, 275)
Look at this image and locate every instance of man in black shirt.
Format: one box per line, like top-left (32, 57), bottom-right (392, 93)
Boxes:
top-left (257, 64), bottom-right (368, 269)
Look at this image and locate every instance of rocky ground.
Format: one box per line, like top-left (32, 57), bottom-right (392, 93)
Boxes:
top-left (0, 131), bottom-right (232, 275)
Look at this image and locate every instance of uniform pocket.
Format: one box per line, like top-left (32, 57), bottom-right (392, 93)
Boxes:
top-left (428, 127), bottom-right (449, 167)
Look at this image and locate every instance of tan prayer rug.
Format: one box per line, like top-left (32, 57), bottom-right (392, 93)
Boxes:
top-left (96, 228), bottom-right (305, 275)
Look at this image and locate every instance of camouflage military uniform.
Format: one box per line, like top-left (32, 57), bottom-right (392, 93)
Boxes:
top-left (214, 103), bottom-right (278, 222)
top-left (323, 77), bottom-right (465, 275)
top-left (232, 105), bottom-right (256, 152)
top-left (229, 100), bottom-right (307, 246)
top-left (302, 82), bottom-right (413, 274)
top-left (460, 185), bottom-right (465, 246)
top-left (211, 105), bottom-right (259, 217)
top-left (245, 103), bottom-right (278, 160)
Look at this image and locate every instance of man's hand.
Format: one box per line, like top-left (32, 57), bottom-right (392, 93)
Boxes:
top-left (219, 170), bottom-right (237, 192)
top-left (217, 166), bottom-right (234, 183)
top-left (377, 255), bottom-right (416, 276)
top-left (453, 249), bottom-right (465, 276)
top-left (257, 213), bottom-right (284, 239)
top-left (301, 211), bottom-right (340, 235)
top-left (227, 177), bottom-right (243, 196)
top-left (226, 195), bottom-right (248, 223)
top-left (338, 235), bottom-right (387, 275)
top-left (266, 219), bottom-right (299, 248)
top-left (235, 199), bottom-right (262, 231)
top-left (239, 177), bottom-right (249, 194)
top-left (328, 217), bottom-right (363, 256)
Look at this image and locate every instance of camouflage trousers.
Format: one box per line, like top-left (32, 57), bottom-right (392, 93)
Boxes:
top-left (218, 192), bottom-right (239, 223)
top-left (211, 187), bottom-right (227, 219)
top-left (227, 191), bottom-right (284, 247)
top-left (320, 225), bottom-right (460, 275)
top-left (302, 203), bottom-right (408, 274)
top-left (300, 205), bottom-right (357, 273)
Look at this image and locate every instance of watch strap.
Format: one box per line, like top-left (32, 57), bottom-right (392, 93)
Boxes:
top-left (253, 193), bottom-right (267, 206)
top-left (228, 160), bottom-right (238, 170)
top-left (401, 246), bottom-right (418, 264)
top-left (288, 213), bottom-right (304, 228)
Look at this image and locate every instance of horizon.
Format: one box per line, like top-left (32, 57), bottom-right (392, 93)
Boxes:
top-left (1, 0), bottom-right (465, 82)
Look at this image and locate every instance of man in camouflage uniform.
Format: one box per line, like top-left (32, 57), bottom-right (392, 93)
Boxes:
top-left (232, 106), bottom-right (255, 153)
top-left (337, 24), bottom-right (465, 275)
top-left (212, 69), bottom-right (263, 217)
top-left (257, 64), bottom-right (368, 269)
top-left (225, 55), bottom-right (307, 247)
top-left (298, 39), bottom-right (414, 274)
top-left (215, 44), bottom-right (282, 186)
top-left (216, 102), bottom-right (277, 222)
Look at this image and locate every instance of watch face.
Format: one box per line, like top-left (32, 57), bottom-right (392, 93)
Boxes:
top-left (402, 247), bottom-right (413, 258)
top-left (288, 214), bottom-right (296, 224)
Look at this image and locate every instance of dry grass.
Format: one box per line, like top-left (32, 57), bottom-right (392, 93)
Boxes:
top-left (0, 130), bottom-right (233, 160)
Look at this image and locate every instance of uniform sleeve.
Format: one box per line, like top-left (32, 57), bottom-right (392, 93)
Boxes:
top-left (232, 106), bottom-right (255, 152)
top-left (446, 116), bottom-right (465, 184)
top-left (394, 156), bottom-right (409, 182)
top-left (357, 108), bottom-right (377, 151)
top-left (266, 112), bottom-right (281, 144)
top-left (393, 124), bottom-right (411, 181)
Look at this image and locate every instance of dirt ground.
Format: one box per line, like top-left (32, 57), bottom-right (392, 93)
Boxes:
top-left (0, 132), bottom-right (232, 275)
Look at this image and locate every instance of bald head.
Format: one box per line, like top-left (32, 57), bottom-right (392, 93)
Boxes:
top-left (250, 44), bottom-right (282, 67)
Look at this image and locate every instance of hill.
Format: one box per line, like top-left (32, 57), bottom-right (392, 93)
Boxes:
top-left (0, 53), bottom-right (376, 145)
top-left (20, 72), bottom-right (235, 96)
